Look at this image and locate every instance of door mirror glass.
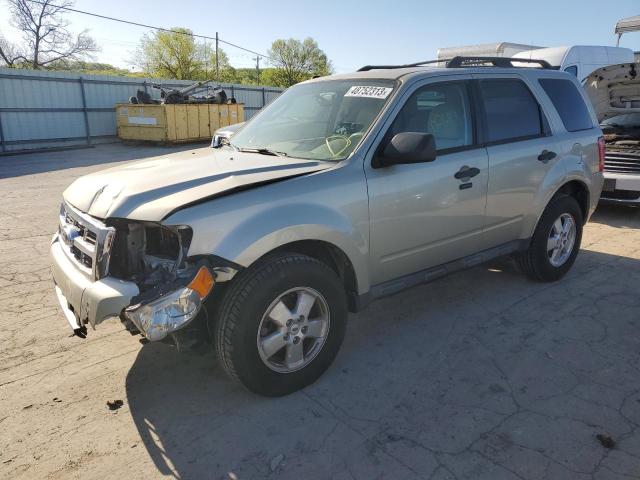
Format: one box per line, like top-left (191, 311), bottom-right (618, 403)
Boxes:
top-left (378, 132), bottom-right (436, 166)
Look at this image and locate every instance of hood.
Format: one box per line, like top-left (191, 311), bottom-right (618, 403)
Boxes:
top-left (63, 147), bottom-right (332, 221)
top-left (584, 63), bottom-right (640, 122)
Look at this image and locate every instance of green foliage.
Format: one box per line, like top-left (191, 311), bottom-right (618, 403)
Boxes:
top-left (6, 25), bottom-right (333, 90)
top-left (136, 28), bottom-right (203, 80)
top-left (46, 60), bottom-right (135, 76)
top-left (267, 38), bottom-right (333, 87)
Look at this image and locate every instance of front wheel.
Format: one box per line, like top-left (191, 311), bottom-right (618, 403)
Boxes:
top-left (519, 195), bottom-right (583, 282)
top-left (214, 253), bottom-right (347, 396)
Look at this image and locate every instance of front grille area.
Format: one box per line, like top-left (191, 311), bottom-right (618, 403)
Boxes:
top-left (70, 244), bottom-right (93, 268)
top-left (604, 150), bottom-right (640, 173)
top-left (58, 202), bottom-right (115, 279)
top-left (85, 230), bottom-right (97, 245)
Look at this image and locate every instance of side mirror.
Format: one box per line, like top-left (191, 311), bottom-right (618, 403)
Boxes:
top-left (375, 132), bottom-right (436, 167)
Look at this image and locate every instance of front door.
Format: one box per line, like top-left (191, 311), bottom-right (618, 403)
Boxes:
top-left (365, 79), bottom-right (489, 286)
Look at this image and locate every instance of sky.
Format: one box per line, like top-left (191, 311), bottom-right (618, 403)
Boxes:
top-left (1, 0), bottom-right (639, 73)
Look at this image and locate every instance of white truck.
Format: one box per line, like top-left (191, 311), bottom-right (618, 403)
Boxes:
top-left (512, 45), bottom-right (634, 81)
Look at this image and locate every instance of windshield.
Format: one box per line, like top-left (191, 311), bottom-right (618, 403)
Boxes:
top-left (229, 79), bottom-right (396, 161)
top-left (602, 113), bottom-right (640, 128)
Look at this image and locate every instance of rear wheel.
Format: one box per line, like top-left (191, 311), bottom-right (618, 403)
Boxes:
top-left (519, 195), bottom-right (583, 282)
top-left (215, 253), bottom-right (347, 396)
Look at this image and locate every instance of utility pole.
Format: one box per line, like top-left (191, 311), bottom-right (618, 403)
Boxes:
top-left (215, 31), bottom-right (219, 81)
top-left (255, 56), bottom-right (260, 84)
top-left (204, 39), bottom-right (208, 78)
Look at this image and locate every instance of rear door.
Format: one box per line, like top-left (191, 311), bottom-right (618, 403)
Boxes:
top-left (473, 74), bottom-right (560, 247)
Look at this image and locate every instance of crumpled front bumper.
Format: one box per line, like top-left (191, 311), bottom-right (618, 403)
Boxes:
top-left (50, 234), bottom-right (139, 331)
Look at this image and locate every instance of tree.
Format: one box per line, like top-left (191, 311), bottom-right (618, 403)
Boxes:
top-left (135, 30), bottom-right (242, 82)
top-left (135, 28), bottom-right (202, 80)
top-left (2, 0), bottom-right (97, 69)
top-left (200, 43), bottom-right (237, 83)
top-left (0, 34), bottom-right (26, 67)
top-left (267, 38), bottom-right (332, 87)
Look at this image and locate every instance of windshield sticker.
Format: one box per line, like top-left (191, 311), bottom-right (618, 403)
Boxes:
top-left (344, 86), bottom-right (393, 99)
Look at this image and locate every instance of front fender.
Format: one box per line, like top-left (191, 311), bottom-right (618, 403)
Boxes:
top-left (220, 203), bottom-right (369, 291)
top-left (164, 166), bottom-right (371, 294)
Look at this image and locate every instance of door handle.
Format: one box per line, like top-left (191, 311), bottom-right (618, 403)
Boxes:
top-left (454, 166), bottom-right (480, 180)
top-left (537, 150), bottom-right (557, 163)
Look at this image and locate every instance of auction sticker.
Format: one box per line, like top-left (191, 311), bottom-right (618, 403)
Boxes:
top-left (344, 86), bottom-right (393, 99)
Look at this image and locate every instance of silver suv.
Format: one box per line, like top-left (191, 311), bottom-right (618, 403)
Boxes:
top-left (51, 57), bottom-right (604, 396)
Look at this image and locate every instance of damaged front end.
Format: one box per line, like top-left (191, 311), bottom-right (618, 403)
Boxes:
top-left (106, 219), bottom-right (221, 343)
top-left (52, 201), bottom-right (238, 347)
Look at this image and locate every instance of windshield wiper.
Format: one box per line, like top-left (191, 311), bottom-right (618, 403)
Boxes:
top-left (237, 147), bottom-right (288, 157)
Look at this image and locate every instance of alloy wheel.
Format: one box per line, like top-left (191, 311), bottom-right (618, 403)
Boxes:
top-left (257, 287), bottom-right (330, 373)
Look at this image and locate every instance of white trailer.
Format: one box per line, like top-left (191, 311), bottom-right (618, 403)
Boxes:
top-left (437, 42), bottom-right (542, 61)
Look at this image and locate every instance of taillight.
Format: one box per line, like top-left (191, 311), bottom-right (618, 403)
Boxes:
top-left (597, 136), bottom-right (606, 172)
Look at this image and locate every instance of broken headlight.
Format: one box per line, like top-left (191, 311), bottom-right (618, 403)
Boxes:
top-left (125, 266), bottom-right (214, 341)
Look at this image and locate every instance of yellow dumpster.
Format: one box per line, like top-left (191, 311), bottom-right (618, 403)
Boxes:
top-left (116, 103), bottom-right (245, 143)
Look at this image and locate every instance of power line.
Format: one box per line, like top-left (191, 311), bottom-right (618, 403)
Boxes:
top-left (23, 0), bottom-right (274, 61)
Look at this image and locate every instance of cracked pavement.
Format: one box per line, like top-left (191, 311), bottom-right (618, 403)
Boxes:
top-left (1, 143), bottom-right (640, 479)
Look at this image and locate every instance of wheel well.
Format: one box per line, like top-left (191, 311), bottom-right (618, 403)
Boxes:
top-left (267, 240), bottom-right (359, 313)
top-left (555, 180), bottom-right (589, 224)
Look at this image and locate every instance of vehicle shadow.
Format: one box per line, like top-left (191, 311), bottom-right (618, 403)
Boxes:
top-left (591, 203), bottom-right (640, 229)
top-left (0, 142), bottom-right (203, 179)
top-left (125, 244), bottom-right (640, 479)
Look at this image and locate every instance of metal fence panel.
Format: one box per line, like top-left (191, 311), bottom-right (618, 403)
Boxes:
top-left (0, 67), bottom-right (285, 152)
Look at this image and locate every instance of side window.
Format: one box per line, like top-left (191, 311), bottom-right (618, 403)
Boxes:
top-left (564, 65), bottom-right (578, 77)
top-left (389, 82), bottom-right (473, 151)
top-left (478, 79), bottom-right (546, 144)
top-left (539, 78), bottom-right (593, 132)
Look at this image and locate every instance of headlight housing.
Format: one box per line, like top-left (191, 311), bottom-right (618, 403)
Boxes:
top-left (125, 266), bottom-right (214, 341)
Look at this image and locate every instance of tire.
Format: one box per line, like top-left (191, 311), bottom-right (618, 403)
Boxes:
top-left (519, 195), bottom-right (583, 282)
top-left (214, 253), bottom-right (348, 396)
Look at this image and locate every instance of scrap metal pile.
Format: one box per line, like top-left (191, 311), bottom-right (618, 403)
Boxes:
top-left (129, 80), bottom-right (236, 105)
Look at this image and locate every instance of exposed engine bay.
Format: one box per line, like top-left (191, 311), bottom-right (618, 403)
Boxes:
top-left (602, 124), bottom-right (640, 147)
top-left (106, 220), bottom-right (217, 305)
top-left (601, 122), bottom-right (640, 164)
top-left (93, 219), bottom-right (237, 345)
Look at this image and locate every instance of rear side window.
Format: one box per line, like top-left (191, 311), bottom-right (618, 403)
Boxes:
top-left (564, 66), bottom-right (578, 77)
top-left (539, 78), bottom-right (593, 132)
top-left (478, 79), bottom-right (546, 144)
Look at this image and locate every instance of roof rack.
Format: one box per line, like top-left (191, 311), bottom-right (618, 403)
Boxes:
top-left (357, 59), bottom-right (443, 72)
top-left (357, 56), bottom-right (552, 72)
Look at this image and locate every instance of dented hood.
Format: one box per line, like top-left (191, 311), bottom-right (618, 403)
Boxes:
top-left (63, 147), bottom-right (331, 221)
top-left (585, 63), bottom-right (640, 122)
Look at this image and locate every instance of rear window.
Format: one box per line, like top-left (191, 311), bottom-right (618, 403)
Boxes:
top-left (478, 79), bottom-right (546, 143)
top-left (539, 78), bottom-right (593, 132)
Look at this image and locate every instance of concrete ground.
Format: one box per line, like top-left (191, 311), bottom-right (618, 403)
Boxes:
top-left (1, 143), bottom-right (640, 480)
